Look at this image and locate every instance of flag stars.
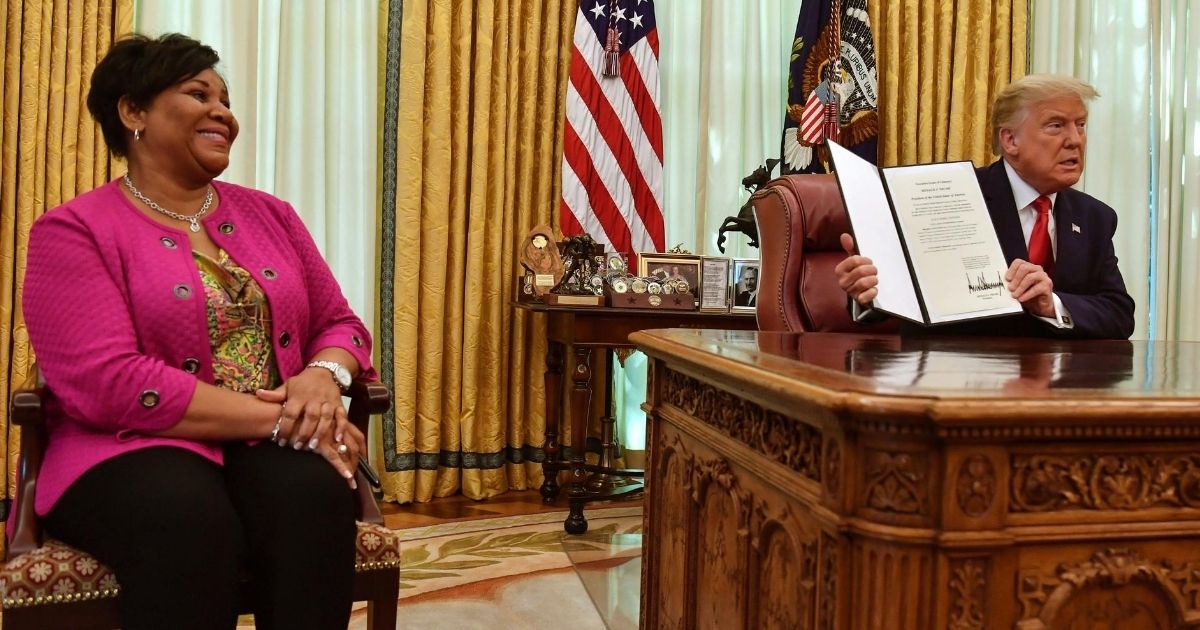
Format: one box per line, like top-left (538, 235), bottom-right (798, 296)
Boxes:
top-left (613, 6), bottom-right (627, 22)
top-left (589, 1), bottom-right (605, 19)
top-left (630, 12), bottom-right (644, 28)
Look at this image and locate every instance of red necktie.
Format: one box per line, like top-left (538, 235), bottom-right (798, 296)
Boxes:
top-left (1028, 195), bottom-right (1055, 277)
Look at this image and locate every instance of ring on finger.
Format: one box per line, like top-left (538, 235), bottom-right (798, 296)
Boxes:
top-left (337, 443), bottom-right (349, 455)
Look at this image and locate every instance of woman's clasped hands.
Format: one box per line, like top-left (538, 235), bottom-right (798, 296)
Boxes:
top-left (256, 369), bottom-right (366, 489)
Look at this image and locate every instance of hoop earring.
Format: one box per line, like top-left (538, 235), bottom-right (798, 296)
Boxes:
top-left (134, 128), bottom-right (142, 141)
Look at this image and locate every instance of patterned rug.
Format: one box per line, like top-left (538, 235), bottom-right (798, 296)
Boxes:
top-left (385, 506), bottom-right (642, 629)
top-left (235, 505), bottom-right (644, 629)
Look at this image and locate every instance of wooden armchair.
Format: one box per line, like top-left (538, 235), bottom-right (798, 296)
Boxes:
top-left (0, 372), bottom-right (400, 630)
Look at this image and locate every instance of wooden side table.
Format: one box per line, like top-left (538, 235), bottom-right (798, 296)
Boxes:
top-left (515, 302), bottom-right (756, 533)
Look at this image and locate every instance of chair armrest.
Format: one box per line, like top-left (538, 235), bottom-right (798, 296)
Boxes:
top-left (346, 379), bottom-right (391, 524)
top-left (8, 372), bottom-right (47, 560)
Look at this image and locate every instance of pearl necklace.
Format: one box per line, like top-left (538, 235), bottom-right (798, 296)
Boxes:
top-left (122, 173), bottom-right (214, 233)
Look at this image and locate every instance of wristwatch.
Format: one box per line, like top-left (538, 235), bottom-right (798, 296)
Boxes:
top-left (306, 360), bottom-right (352, 393)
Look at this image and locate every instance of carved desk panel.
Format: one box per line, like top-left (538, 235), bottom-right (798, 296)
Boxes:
top-left (632, 330), bottom-right (1200, 630)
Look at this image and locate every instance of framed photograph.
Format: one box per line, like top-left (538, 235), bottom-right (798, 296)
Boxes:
top-left (699, 257), bottom-right (732, 313)
top-left (638, 253), bottom-right (702, 302)
top-left (731, 258), bottom-right (761, 313)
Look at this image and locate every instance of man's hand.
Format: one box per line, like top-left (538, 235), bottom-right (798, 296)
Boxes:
top-left (835, 233), bottom-right (879, 306)
top-left (1006, 258), bottom-right (1055, 318)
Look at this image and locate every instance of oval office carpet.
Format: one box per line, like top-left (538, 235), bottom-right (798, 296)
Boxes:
top-left (234, 505), bottom-right (643, 629)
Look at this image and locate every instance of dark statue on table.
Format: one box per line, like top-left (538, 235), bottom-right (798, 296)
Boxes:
top-left (553, 234), bottom-right (603, 296)
top-left (716, 158), bottom-right (780, 254)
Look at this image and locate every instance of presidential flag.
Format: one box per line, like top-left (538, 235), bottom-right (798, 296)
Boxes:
top-left (782, 0), bottom-right (879, 174)
top-left (560, 0), bottom-right (665, 254)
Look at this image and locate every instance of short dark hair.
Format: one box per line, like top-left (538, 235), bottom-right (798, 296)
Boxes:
top-left (87, 33), bottom-right (221, 158)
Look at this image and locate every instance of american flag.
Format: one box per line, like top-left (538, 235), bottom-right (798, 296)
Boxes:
top-left (560, 0), bottom-right (665, 254)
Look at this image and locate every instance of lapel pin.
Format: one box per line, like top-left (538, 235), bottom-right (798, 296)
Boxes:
top-left (1071, 223), bottom-right (1081, 233)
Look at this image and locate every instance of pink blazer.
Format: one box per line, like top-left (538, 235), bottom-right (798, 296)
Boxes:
top-left (22, 179), bottom-right (376, 516)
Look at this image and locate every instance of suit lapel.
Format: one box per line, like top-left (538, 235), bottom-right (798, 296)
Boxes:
top-left (1051, 191), bottom-right (1084, 285)
top-left (979, 160), bottom-right (1027, 264)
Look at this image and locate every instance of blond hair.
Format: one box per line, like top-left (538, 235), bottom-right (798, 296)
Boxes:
top-left (991, 74), bottom-right (1099, 154)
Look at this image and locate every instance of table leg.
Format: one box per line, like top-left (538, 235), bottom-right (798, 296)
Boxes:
top-left (540, 341), bottom-right (564, 502)
top-left (565, 345), bottom-right (593, 535)
top-left (587, 352), bottom-right (620, 491)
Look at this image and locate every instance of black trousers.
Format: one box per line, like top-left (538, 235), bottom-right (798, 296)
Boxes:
top-left (43, 443), bottom-right (356, 630)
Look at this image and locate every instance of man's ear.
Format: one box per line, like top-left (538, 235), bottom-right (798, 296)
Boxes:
top-left (117, 96), bottom-right (146, 136)
top-left (998, 127), bottom-right (1019, 158)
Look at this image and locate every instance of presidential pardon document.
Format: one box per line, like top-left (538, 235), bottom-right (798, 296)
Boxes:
top-left (827, 140), bottom-right (1022, 326)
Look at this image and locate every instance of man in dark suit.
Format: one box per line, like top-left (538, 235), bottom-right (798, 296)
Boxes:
top-left (735, 266), bottom-right (759, 306)
top-left (835, 74), bottom-right (1135, 339)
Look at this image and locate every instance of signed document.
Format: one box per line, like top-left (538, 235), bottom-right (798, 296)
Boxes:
top-left (828, 140), bottom-right (1021, 326)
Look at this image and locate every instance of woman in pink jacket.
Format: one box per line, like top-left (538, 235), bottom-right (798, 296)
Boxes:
top-left (22, 33), bottom-right (374, 630)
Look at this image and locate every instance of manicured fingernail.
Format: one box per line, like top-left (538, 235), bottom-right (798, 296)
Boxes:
top-left (277, 438), bottom-right (287, 447)
top-left (335, 433), bottom-right (343, 442)
top-left (293, 440), bottom-right (303, 450)
top-left (308, 438), bottom-right (319, 450)
top-left (350, 480), bottom-right (357, 490)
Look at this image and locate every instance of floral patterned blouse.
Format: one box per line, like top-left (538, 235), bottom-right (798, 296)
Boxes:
top-left (194, 249), bottom-right (279, 392)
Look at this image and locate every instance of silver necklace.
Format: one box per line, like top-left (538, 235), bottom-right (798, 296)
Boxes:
top-left (122, 173), bottom-right (214, 233)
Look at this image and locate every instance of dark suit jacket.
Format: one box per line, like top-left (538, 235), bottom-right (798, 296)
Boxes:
top-left (906, 160), bottom-right (1135, 339)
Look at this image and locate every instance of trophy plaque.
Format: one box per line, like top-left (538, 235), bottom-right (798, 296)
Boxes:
top-left (519, 225), bottom-right (565, 298)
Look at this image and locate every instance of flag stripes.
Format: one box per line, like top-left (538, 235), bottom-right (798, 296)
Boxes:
top-left (560, 1), bottom-right (664, 254)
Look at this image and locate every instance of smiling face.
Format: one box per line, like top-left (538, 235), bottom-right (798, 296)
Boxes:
top-left (122, 68), bottom-right (239, 181)
top-left (998, 95), bottom-right (1087, 195)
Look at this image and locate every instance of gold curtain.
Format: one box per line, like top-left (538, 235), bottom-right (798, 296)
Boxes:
top-left (0, 0), bottom-right (132, 548)
top-left (869, 0), bottom-right (1028, 167)
top-left (377, 0), bottom-right (574, 502)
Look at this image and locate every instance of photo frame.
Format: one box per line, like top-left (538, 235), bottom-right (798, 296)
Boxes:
top-left (638, 253), bottom-right (702, 303)
top-left (699, 257), bottom-right (732, 313)
top-left (731, 258), bottom-right (761, 313)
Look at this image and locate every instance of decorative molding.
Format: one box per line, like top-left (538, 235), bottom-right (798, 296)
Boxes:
top-left (956, 455), bottom-right (997, 517)
top-left (824, 437), bottom-right (841, 497)
top-left (1016, 548), bottom-right (1200, 629)
top-left (863, 450), bottom-right (929, 515)
top-left (948, 559), bottom-right (987, 630)
top-left (662, 369), bottom-right (824, 485)
top-left (819, 532), bottom-right (838, 630)
top-left (692, 456), bottom-right (751, 534)
top-left (940, 424), bottom-right (1200, 441)
top-left (750, 500), bottom-right (817, 630)
top-left (1011, 454), bottom-right (1200, 513)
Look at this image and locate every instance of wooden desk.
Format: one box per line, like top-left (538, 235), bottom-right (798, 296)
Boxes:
top-left (515, 303), bottom-right (755, 534)
top-left (632, 329), bottom-right (1200, 630)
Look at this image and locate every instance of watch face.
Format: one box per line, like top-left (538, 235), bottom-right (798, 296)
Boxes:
top-left (334, 365), bottom-right (352, 389)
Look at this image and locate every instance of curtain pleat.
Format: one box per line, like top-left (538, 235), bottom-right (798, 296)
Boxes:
top-left (871, 0), bottom-right (1027, 167)
top-left (378, 0), bottom-right (571, 503)
top-left (0, 0), bottom-right (131, 555)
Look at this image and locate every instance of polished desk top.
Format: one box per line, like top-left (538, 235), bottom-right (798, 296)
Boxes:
top-left (631, 329), bottom-right (1200, 423)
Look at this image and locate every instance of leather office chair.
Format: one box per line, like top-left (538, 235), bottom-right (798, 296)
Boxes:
top-left (752, 173), bottom-right (899, 334)
top-left (0, 373), bottom-right (400, 630)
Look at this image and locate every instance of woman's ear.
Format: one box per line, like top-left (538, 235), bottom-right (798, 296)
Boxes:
top-left (117, 96), bottom-right (146, 138)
